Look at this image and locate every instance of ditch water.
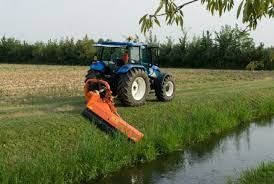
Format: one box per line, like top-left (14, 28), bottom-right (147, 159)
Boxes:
top-left (94, 117), bottom-right (274, 184)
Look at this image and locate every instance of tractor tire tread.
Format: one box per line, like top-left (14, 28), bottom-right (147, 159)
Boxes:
top-left (155, 74), bottom-right (175, 101)
top-left (117, 68), bottom-right (149, 106)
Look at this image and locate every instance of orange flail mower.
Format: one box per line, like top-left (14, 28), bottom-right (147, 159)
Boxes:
top-left (83, 78), bottom-right (144, 143)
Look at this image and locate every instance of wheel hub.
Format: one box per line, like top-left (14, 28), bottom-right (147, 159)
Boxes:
top-left (165, 81), bottom-right (174, 97)
top-left (131, 77), bottom-right (146, 100)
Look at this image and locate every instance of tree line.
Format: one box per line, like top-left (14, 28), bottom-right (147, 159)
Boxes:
top-left (0, 35), bottom-right (95, 65)
top-left (157, 25), bottom-right (274, 70)
top-left (0, 25), bottom-right (273, 70)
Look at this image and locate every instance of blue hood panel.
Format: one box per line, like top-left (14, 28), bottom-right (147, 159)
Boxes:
top-left (90, 61), bottom-right (105, 72)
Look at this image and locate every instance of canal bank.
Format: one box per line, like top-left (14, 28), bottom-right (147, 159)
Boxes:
top-left (95, 117), bottom-right (274, 184)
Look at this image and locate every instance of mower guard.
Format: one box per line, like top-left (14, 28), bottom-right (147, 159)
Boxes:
top-left (84, 79), bottom-right (144, 143)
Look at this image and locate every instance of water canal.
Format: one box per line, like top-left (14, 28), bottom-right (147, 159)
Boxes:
top-left (95, 118), bottom-right (274, 184)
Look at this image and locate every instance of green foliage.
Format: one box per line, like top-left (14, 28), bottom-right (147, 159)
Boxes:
top-left (262, 46), bottom-right (274, 70)
top-left (140, 0), bottom-right (184, 33)
top-left (157, 25), bottom-right (273, 70)
top-left (140, 0), bottom-right (274, 33)
top-left (0, 35), bottom-right (95, 65)
top-left (246, 61), bottom-right (264, 70)
top-left (214, 25), bottom-right (255, 68)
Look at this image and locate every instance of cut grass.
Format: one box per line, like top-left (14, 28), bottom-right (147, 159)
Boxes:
top-left (0, 64), bottom-right (274, 183)
top-left (229, 162), bottom-right (274, 184)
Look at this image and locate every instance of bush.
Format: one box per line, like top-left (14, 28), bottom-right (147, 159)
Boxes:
top-left (245, 61), bottom-right (264, 71)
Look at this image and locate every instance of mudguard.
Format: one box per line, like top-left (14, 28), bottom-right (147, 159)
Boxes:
top-left (116, 64), bottom-right (146, 74)
top-left (156, 73), bottom-right (171, 86)
top-left (90, 61), bottom-right (105, 72)
top-left (148, 65), bottom-right (161, 78)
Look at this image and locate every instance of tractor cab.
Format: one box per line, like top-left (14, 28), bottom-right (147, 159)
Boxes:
top-left (91, 42), bottom-right (160, 76)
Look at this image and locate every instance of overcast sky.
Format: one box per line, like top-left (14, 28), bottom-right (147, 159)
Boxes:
top-left (0, 0), bottom-right (273, 46)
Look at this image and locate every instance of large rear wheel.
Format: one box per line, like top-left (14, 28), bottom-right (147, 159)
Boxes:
top-left (117, 68), bottom-right (150, 106)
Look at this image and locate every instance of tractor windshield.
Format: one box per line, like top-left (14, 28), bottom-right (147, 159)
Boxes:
top-left (96, 46), bottom-right (127, 61)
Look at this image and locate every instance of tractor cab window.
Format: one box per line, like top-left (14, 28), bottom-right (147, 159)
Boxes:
top-left (130, 47), bottom-right (140, 63)
top-left (102, 48), bottom-right (111, 61)
top-left (96, 47), bottom-right (125, 62)
top-left (141, 47), bottom-right (159, 65)
top-left (148, 47), bottom-right (159, 65)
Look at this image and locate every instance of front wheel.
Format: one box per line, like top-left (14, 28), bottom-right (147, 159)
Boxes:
top-left (117, 68), bottom-right (150, 106)
top-left (155, 74), bottom-right (175, 101)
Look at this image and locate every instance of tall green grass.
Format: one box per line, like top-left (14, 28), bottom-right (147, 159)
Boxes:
top-left (228, 162), bottom-right (274, 184)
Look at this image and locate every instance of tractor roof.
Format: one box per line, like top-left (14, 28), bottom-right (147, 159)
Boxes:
top-left (95, 41), bottom-right (148, 48)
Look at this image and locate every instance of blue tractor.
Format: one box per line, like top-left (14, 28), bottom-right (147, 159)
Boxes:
top-left (85, 41), bottom-right (175, 106)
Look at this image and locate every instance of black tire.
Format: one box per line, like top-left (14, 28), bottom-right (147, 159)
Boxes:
top-left (85, 70), bottom-right (96, 82)
top-left (117, 68), bottom-right (150, 106)
top-left (155, 74), bottom-right (175, 101)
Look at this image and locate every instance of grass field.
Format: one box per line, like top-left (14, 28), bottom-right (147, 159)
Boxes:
top-left (1, 64), bottom-right (274, 183)
top-left (229, 162), bottom-right (274, 184)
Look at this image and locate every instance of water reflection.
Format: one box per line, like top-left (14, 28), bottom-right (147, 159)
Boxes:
top-left (94, 118), bottom-right (274, 184)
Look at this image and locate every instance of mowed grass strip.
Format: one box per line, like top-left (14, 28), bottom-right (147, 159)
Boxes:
top-left (0, 64), bottom-right (274, 183)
